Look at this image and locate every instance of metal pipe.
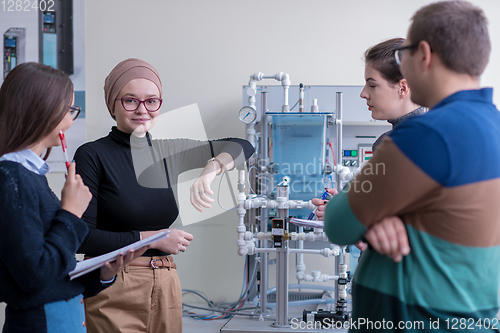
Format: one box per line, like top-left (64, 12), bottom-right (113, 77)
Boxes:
top-left (272, 247), bottom-right (289, 328)
top-left (334, 255), bottom-right (339, 304)
top-left (260, 92), bottom-right (268, 194)
top-left (273, 185), bottom-right (290, 328)
top-left (336, 92), bottom-right (343, 191)
top-left (255, 248), bottom-right (276, 253)
top-left (332, 98), bottom-right (346, 312)
top-left (289, 249), bottom-right (322, 254)
top-left (259, 91), bottom-right (269, 315)
top-left (321, 114), bottom-right (327, 188)
top-left (298, 83), bottom-right (304, 112)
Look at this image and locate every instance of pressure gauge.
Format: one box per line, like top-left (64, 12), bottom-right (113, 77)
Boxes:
top-left (238, 106), bottom-right (257, 124)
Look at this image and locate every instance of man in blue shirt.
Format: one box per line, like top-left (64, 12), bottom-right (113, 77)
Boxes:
top-left (322, 1), bottom-right (500, 331)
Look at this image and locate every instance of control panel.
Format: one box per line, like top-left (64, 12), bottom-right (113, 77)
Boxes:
top-left (3, 28), bottom-right (25, 79)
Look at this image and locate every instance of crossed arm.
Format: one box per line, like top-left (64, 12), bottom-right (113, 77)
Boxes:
top-left (312, 189), bottom-right (411, 262)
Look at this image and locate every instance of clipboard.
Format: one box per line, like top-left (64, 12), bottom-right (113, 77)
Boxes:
top-left (69, 231), bottom-right (170, 280)
top-left (289, 218), bottom-right (324, 229)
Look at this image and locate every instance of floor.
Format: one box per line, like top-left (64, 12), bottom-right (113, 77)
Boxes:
top-left (1, 302), bottom-right (347, 333)
top-left (182, 304), bottom-right (349, 333)
top-left (183, 315), bottom-right (227, 332)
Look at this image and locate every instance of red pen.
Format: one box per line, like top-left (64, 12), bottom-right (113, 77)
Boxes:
top-left (59, 131), bottom-right (71, 170)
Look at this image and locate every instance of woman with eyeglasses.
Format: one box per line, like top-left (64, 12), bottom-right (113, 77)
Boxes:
top-left (73, 58), bottom-right (254, 333)
top-left (0, 62), bottom-right (145, 333)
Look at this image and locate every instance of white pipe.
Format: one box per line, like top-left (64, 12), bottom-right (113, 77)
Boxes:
top-left (281, 73), bottom-right (290, 112)
top-left (334, 165), bottom-right (356, 181)
top-left (243, 231), bottom-right (253, 241)
top-left (292, 231), bottom-right (330, 243)
top-left (262, 74), bottom-right (276, 79)
top-left (251, 72), bottom-right (263, 80)
top-left (257, 231), bottom-right (332, 243)
top-left (247, 77), bottom-right (257, 109)
top-left (237, 190), bottom-right (248, 256)
top-left (296, 226), bottom-right (305, 283)
top-left (246, 240), bottom-right (256, 255)
top-left (248, 72), bottom-right (290, 112)
top-left (257, 232), bottom-right (273, 241)
top-left (246, 123), bottom-right (256, 149)
top-left (297, 270), bottom-right (339, 283)
top-left (254, 247), bottom-right (336, 256)
top-left (287, 200), bottom-right (316, 210)
top-left (290, 248), bottom-right (336, 257)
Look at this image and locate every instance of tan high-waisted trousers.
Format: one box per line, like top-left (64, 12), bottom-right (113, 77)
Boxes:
top-left (84, 256), bottom-right (182, 333)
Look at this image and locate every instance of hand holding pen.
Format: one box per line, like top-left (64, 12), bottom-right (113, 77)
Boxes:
top-left (60, 162), bottom-right (92, 218)
top-left (308, 189), bottom-right (330, 220)
top-left (58, 130), bottom-right (92, 218)
top-left (310, 188), bottom-right (338, 220)
top-left (59, 131), bottom-right (71, 171)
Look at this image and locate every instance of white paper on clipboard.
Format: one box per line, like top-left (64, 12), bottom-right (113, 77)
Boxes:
top-left (289, 218), bottom-right (324, 229)
top-left (69, 231), bottom-right (170, 280)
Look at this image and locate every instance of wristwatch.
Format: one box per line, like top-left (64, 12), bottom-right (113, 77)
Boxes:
top-left (207, 157), bottom-right (224, 175)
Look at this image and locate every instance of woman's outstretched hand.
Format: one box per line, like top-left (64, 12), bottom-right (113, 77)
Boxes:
top-left (190, 163), bottom-right (217, 212)
top-left (141, 229), bottom-right (193, 255)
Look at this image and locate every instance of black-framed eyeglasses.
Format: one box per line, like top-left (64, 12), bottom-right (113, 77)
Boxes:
top-left (69, 106), bottom-right (81, 120)
top-left (115, 97), bottom-right (163, 112)
top-left (394, 43), bottom-right (419, 66)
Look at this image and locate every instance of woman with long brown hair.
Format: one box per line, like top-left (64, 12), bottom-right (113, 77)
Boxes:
top-left (0, 62), bottom-right (144, 333)
top-left (360, 37), bottom-right (426, 153)
top-left (314, 38), bottom-right (425, 268)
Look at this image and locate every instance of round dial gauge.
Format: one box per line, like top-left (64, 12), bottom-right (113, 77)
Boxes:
top-left (238, 106), bottom-right (257, 124)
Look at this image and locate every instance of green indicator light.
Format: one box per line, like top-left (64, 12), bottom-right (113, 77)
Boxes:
top-left (365, 156), bottom-right (371, 160)
top-left (351, 150), bottom-right (358, 157)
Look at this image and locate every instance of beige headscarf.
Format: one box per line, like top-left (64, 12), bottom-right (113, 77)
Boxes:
top-left (103, 58), bottom-right (162, 119)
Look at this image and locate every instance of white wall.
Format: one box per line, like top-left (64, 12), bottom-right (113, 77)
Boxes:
top-left (81, 0), bottom-right (500, 302)
top-left (2, 0), bottom-right (500, 327)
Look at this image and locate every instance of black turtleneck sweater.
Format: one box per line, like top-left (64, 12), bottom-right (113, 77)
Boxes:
top-left (372, 107), bottom-right (427, 152)
top-left (74, 127), bottom-right (254, 257)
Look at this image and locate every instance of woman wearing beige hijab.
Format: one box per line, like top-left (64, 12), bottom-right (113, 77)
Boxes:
top-left (74, 58), bottom-right (254, 333)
